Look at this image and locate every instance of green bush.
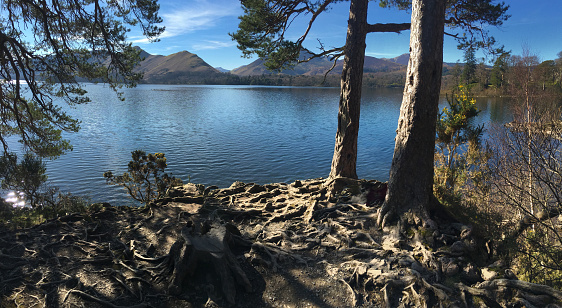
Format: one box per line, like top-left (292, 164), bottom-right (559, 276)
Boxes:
top-left (0, 152), bottom-right (47, 207)
top-left (0, 192), bottom-right (90, 229)
top-left (434, 85), bottom-right (500, 240)
top-left (104, 150), bottom-right (182, 205)
top-left (435, 84), bottom-right (485, 190)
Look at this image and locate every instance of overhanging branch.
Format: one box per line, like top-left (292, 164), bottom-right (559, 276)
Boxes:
top-left (366, 23), bottom-right (410, 33)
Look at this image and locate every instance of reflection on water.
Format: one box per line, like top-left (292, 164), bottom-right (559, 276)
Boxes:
top-left (4, 191), bottom-right (26, 207)
top-left (5, 84), bottom-right (514, 206)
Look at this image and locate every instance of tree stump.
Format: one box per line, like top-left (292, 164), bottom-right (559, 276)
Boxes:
top-left (166, 221), bottom-right (252, 304)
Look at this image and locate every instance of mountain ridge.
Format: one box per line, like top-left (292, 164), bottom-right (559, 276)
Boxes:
top-left (230, 52), bottom-right (408, 76)
top-left (134, 49), bottom-right (221, 84)
top-left (131, 48), bottom-right (464, 85)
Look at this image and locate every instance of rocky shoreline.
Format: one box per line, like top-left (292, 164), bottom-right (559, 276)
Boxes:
top-left (1, 178), bottom-right (561, 307)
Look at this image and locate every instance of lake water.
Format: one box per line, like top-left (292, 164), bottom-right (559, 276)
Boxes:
top-left (15, 84), bottom-right (514, 206)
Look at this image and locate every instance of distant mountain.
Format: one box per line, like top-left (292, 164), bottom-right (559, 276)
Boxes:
top-left (134, 49), bottom-right (221, 83)
top-left (384, 54), bottom-right (410, 66)
top-left (231, 52), bottom-right (405, 77)
top-left (214, 67), bottom-right (230, 73)
top-left (126, 48), bottom-right (466, 87)
top-left (381, 53), bottom-right (460, 69)
top-left (230, 54), bottom-right (338, 76)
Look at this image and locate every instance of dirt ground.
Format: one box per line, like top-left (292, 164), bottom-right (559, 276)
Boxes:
top-left (1, 178), bottom-right (561, 307)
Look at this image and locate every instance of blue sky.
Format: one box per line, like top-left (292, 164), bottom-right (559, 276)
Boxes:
top-left (131, 0), bottom-right (562, 70)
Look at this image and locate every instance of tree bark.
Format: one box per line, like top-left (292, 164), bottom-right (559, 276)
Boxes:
top-left (328, 0), bottom-right (368, 180)
top-left (378, 0), bottom-right (445, 228)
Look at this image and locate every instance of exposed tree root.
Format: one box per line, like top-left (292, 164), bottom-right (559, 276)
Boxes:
top-left (1, 179), bottom-right (561, 307)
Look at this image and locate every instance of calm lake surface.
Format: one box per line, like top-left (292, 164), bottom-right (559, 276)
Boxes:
top-left (34, 84), bottom-right (512, 205)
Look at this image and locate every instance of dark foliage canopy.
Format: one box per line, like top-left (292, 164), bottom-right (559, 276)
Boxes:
top-left (231, 0), bottom-right (509, 70)
top-left (0, 0), bottom-right (163, 157)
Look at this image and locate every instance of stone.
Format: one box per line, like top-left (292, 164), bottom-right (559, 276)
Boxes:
top-left (481, 268), bottom-right (498, 281)
top-left (367, 268), bottom-right (382, 278)
top-left (442, 260), bottom-right (460, 276)
top-left (397, 255), bottom-right (416, 267)
top-left (488, 260), bottom-right (504, 268)
top-left (186, 183), bottom-right (205, 194)
top-left (462, 263), bottom-right (481, 284)
top-left (229, 181), bottom-right (246, 189)
top-left (450, 240), bottom-right (468, 255)
top-left (264, 184), bottom-right (279, 191)
top-left (204, 185), bottom-right (219, 195)
top-left (382, 236), bottom-right (402, 250)
top-left (246, 184), bottom-right (266, 194)
top-left (292, 180), bottom-right (303, 188)
top-left (218, 186), bottom-right (246, 197)
top-left (411, 261), bottom-right (425, 274)
top-left (356, 265), bottom-right (367, 275)
top-left (504, 268), bottom-right (518, 280)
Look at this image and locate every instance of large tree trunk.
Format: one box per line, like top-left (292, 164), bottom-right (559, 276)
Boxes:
top-left (328, 0), bottom-right (368, 180)
top-left (377, 0), bottom-right (445, 228)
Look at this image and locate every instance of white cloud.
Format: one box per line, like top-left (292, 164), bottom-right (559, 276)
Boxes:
top-left (365, 52), bottom-right (401, 58)
top-left (130, 1), bottom-right (240, 44)
top-left (160, 1), bottom-right (239, 38)
top-left (192, 40), bottom-right (236, 50)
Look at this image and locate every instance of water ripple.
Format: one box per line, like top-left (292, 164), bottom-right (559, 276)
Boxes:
top-left (37, 84), bottom-right (513, 205)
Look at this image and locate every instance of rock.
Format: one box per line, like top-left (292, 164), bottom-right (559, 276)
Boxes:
top-left (248, 192), bottom-right (273, 203)
top-left (504, 268), bottom-right (518, 280)
top-left (450, 240), bottom-right (468, 255)
top-left (367, 268), bottom-right (382, 278)
top-left (325, 177), bottom-right (362, 196)
top-left (364, 182), bottom-right (387, 206)
top-left (185, 183), bottom-right (205, 195)
top-left (488, 260), bottom-right (504, 268)
top-left (398, 255), bottom-right (416, 267)
top-left (292, 180), bottom-right (303, 188)
top-left (264, 184), bottom-right (279, 191)
top-left (246, 184), bottom-right (266, 194)
top-left (217, 186), bottom-right (246, 197)
top-left (229, 181), bottom-right (246, 189)
top-left (441, 258), bottom-right (460, 276)
top-left (411, 261), bottom-right (425, 274)
top-left (481, 268), bottom-right (498, 281)
top-left (168, 183), bottom-right (205, 197)
top-left (171, 195), bottom-right (204, 204)
top-left (382, 227), bottom-right (403, 250)
top-left (462, 263), bottom-right (481, 284)
top-left (204, 185), bottom-right (219, 195)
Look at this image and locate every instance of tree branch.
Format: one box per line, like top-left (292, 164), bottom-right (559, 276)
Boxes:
top-left (366, 23), bottom-right (410, 33)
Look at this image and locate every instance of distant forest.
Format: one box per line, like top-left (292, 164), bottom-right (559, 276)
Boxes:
top-left (164, 70), bottom-right (408, 88)
top-left (137, 50), bottom-right (562, 94)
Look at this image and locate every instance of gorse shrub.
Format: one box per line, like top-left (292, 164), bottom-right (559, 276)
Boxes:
top-left (434, 85), bottom-right (499, 240)
top-left (104, 150), bottom-right (182, 205)
top-left (435, 84), bottom-right (485, 191)
top-left (436, 81), bottom-right (562, 289)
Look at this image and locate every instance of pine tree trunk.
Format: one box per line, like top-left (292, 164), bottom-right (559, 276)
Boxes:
top-left (378, 0), bottom-right (445, 228)
top-left (328, 0), bottom-right (368, 180)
